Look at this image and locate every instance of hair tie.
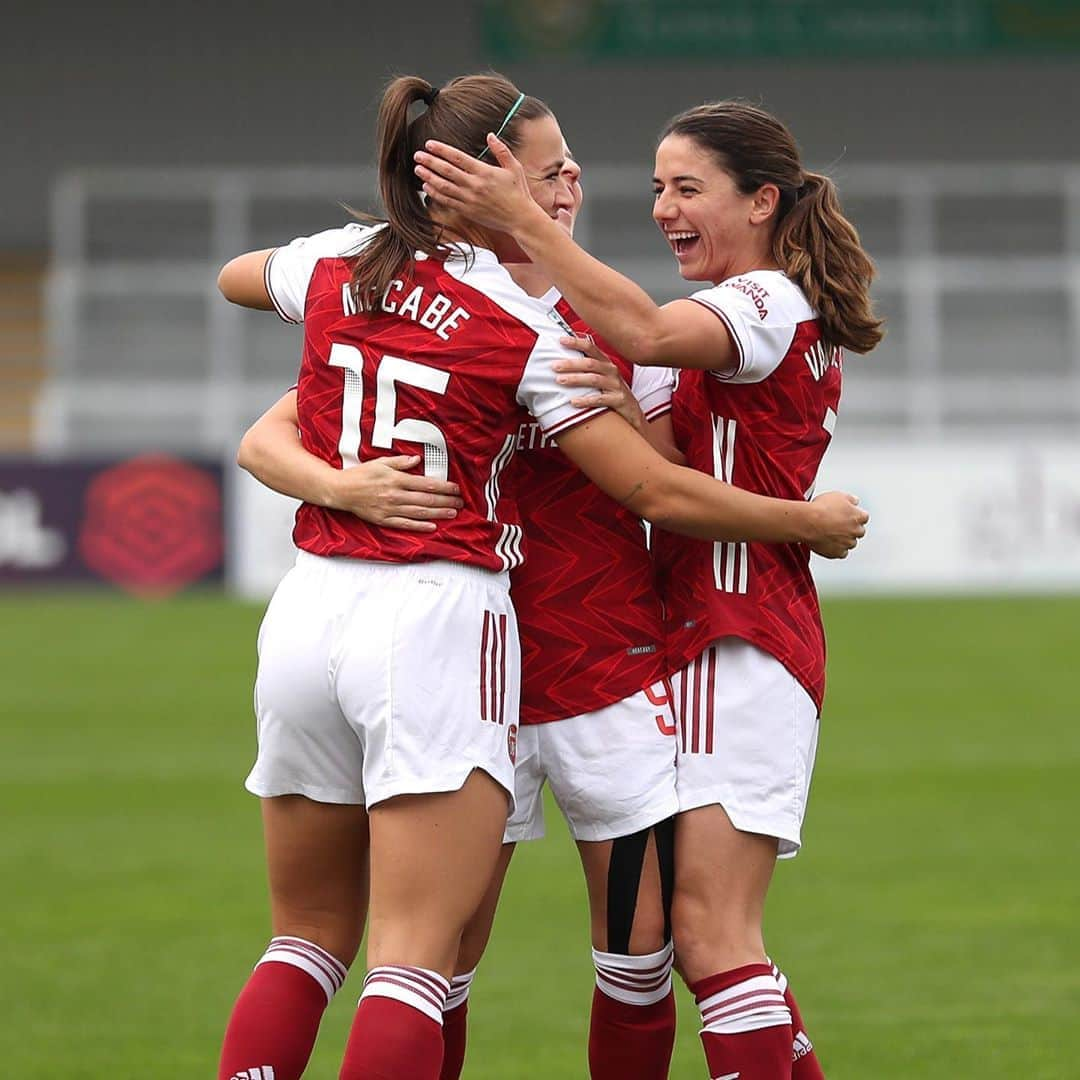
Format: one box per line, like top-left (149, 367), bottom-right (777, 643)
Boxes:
top-left (421, 86), bottom-right (440, 107)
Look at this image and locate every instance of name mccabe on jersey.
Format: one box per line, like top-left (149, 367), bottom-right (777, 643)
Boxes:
top-left (341, 279), bottom-right (472, 341)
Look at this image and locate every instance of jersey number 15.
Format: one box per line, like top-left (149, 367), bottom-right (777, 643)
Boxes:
top-left (328, 343), bottom-right (450, 479)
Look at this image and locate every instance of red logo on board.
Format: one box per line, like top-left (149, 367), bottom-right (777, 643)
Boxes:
top-left (78, 455), bottom-right (223, 596)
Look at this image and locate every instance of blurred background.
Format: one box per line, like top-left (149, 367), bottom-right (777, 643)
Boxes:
top-left (3, 2), bottom-right (1078, 1077)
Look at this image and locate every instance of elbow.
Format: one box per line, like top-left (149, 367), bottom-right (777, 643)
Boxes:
top-left (217, 261), bottom-right (239, 303)
top-left (622, 327), bottom-right (668, 368)
top-left (627, 482), bottom-right (680, 530)
top-left (236, 429), bottom-right (259, 474)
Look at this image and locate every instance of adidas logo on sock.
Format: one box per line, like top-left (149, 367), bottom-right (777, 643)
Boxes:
top-left (793, 1030), bottom-right (814, 1059)
top-left (230, 1068), bottom-right (276, 1080)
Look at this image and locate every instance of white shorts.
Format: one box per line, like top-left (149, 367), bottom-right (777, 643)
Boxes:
top-left (246, 551), bottom-right (520, 810)
top-left (504, 682), bottom-right (678, 844)
top-left (672, 638), bottom-right (819, 858)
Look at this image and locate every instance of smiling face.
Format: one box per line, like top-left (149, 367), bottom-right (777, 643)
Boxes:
top-left (652, 133), bottom-right (779, 284)
top-left (512, 115), bottom-right (577, 234)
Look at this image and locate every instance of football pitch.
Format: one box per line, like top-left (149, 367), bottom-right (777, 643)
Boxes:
top-left (3, 592), bottom-right (1077, 1078)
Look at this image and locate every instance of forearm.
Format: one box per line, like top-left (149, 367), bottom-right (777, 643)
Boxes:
top-left (642, 415), bottom-right (686, 465)
top-left (632, 462), bottom-right (814, 543)
top-left (558, 412), bottom-right (814, 543)
top-left (237, 421), bottom-right (339, 508)
top-left (515, 208), bottom-right (669, 365)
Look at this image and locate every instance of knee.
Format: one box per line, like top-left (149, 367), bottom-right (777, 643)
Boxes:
top-left (625, 902), bottom-right (669, 955)
top-left (271, 906), bottom-right (364, 969)
top-left (671, 891), bottom-right (764, 985)
top-left (670, 890), bottom-right (710, 980)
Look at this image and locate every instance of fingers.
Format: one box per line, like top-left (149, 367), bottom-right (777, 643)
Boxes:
top-left (391, 503), bottom-right (459, 520)
top-left (485, 133), bottom-right (514, 166)
top-left (380, 454), bottom-right (423, 472)
top-left (569, 392), bottom-right (618, 409)
top-left (381, 518), bottom-right (439, 533)
top-left (418, 140), bottom-right (483, 174)
top-left (414, 154), bottom-right (471, 187)
top-left (557, 370), bottom-right (610, 388)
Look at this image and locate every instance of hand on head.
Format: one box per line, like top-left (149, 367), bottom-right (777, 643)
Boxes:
top-left (414, 135), bottom-right (539, 234)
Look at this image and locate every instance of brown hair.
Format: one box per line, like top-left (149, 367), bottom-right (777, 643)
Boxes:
top-left (349, 73), bottom-right (553, 311)
top-left (661, 101), bottom-right (884, 354)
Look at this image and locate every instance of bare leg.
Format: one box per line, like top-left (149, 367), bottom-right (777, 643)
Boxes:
top-left (673, 804), bottom-right (791, 1080)
top-left (263, 795), bottom-right (370, 964)
top-left (218, 796), bottom-right (369, 1080)
top-left (439, 842), bottom-right (517, 1080)
top-left (340, 770), bottom-right (510, 1080)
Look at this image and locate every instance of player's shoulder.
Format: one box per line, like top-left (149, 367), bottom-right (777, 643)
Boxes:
top-left (694, 270), bottom-right (814, 326)
top-left (283, 221), bottom-right (383, 261)
top-left (441, 247), bottom-right (562, 343)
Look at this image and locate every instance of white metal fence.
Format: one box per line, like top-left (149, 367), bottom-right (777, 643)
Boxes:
top-left (38, 162), bottom-right (1080, 452)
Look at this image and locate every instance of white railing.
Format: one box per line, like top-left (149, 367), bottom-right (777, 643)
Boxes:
top-left (38, 162), bottom-right (1080, 452)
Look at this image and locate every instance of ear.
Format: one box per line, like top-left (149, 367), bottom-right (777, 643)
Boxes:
top-left (749, 183), bottom-right (781, 225)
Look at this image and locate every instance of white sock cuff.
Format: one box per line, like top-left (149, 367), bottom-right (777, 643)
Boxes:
top-left (360, 965), bottom-right (450, 1025)
top-left (698, 973), bottom-right (791, 1036)
top-left (445, 966), bottom-right (477, 1013)
top-left (592, 941), bottom-right (674, 1006)
top-left (256, 936), bottom-right (349, 1005)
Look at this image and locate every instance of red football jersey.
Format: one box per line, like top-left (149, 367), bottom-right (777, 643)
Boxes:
top-left (510, 294), bottom-right (672, 725)
top-left (265, 225), bottom-right (605, 572)
top-left (651, 271), bottom-right (842, 713)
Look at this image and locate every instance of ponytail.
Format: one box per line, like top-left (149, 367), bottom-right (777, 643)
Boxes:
top-left (773, 172), bottom-right (884, 354)
top-left (350, 76), bottom-right (441, 312)
top-left (349, 73), bottom-right (553, 312)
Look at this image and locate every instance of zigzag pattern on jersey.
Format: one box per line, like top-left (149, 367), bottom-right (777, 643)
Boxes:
top-left (512, 441), bottom-right (666, 724)
top-left (291, 255), bottom-right (545, 572)
top-left (654, 316), bottom-right (840, 713)
top-left (511, 301), bottom-right (666, 725)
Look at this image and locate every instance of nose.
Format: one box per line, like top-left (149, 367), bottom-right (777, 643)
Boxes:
top-left (652, 188), bottom-right (676, 224)
top-left (553, 174), bottom-right (576, 212)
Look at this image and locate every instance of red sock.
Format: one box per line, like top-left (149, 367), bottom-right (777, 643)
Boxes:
top-left (692, 963), bottom-right (793, 1080)
top-left (771, 964), bottom-right (825, 1079)
top-left (588, 986), bottom-right (676, 1078)
top-left (440, 1001), bottom-right (468, 1080)
top-left (339, 966), bottom-right (449, 1080)
top-left (219, 937), bottom-right (348, 1080)
top-left (588, 944), bottom-right (676, 1079)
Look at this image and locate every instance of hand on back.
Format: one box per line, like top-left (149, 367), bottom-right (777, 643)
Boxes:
top-left (328, 456), bottom-right (463, 533)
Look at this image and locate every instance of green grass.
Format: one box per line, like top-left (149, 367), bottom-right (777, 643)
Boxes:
top-left (3, 593), bottom-right (1078, 1077)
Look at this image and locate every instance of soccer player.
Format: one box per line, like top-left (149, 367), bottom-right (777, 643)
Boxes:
top-left (236, 154), bottom-right (684, 1080)
top-left (416, 98), bottom-right (884, 1079)
top-left (216, 75), bottom-right (868, 1080)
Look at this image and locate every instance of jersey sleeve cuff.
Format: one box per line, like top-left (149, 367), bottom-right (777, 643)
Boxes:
top-left (264, 248), bottom-right (302, 325)
top-left (539, 404), bottom-right (609, 438)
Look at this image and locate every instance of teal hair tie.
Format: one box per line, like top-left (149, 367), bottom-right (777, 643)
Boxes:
top-left (477, 92), bottom-right (526, 160)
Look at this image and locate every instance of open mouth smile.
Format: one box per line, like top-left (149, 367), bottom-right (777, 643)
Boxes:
top-left (665, 229), bottom-right (701, 261)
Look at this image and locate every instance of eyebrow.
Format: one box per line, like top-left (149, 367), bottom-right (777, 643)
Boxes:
top-left (653, 174), bottom-right (706, 185)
